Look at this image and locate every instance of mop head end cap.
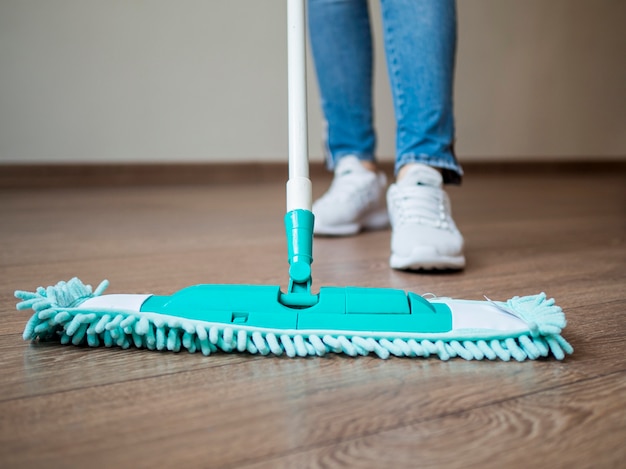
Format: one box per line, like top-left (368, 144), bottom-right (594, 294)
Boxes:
top-left (15, 278), bottom-right (573, 361)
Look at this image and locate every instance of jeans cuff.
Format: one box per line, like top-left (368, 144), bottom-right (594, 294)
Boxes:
top-left (395, 154), bottom-right (463, 185)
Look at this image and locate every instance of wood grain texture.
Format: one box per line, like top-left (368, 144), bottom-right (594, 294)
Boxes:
top-left (1, 169), bottom-right (624, 468)
top-left (240, 372), bottom-right (626, 469)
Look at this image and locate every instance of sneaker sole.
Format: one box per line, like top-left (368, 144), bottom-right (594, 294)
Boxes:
top-left (314, 210), bottom-right (389, 237)
top-left (390, 251), bottom-right (466, 271)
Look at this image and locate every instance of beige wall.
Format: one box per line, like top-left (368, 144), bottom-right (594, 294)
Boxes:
top-left (0, 0), bottom-right (624, 164)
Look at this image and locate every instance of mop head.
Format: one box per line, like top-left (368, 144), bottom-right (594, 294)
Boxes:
top-left (15, 278), bottom-right (573, 361)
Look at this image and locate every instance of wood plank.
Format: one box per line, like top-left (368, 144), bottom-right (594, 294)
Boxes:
top-left (0, 340), bottom-right (263, 401)
top-left (0, 353), bottom-right (589, 468)
top-left (239, 371), bottom-right (626, 469)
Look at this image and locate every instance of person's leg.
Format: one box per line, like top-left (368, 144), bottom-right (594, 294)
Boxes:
top-left (380, 0), bottom-right (461, 183)
top-left (307, 0), bottom-right (377, 170)
top-left (308, 0), bottom-right (388, 235)
top-left (381, 0), bottom-right (465, 269)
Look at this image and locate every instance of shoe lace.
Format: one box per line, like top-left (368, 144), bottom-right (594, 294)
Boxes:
top-left (390, 185), bottom-right (451, 229)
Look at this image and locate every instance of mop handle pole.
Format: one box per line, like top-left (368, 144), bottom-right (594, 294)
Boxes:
top-left (286, 0), bottom-right (312, 212)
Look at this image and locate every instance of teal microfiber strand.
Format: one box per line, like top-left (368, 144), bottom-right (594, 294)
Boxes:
top-left (15, 278), bottom-right (573, 361)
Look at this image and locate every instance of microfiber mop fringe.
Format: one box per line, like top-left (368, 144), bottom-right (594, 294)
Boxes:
top-left (15, 278), bottom-right (573, 361)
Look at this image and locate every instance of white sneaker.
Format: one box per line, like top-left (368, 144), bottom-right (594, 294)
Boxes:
top-left (313, 156), bottom-right (389, 236)
top-left (387, 164), bottom-right (465, 270)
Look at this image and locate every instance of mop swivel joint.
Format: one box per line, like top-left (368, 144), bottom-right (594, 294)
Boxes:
top-left (281, 209), bottom-right (318, 307)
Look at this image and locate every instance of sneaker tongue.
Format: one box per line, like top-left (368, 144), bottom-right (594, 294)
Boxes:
top-left (398, 164), bottom-right (442, 188)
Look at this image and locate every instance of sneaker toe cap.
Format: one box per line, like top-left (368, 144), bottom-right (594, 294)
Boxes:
top-left (391, 226), bottom-right (464, 257)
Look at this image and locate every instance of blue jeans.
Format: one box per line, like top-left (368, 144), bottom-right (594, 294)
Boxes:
top-left (308, 0), bottom-right (462, 183)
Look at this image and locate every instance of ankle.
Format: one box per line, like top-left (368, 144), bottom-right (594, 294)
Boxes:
top-left (397, 163), bottom-right (442, 182)
top-left (359, 160), bottom-right (378, 173)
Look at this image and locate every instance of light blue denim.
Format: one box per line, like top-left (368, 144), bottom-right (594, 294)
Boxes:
top-left (308, 0), bottom-right (462, 183)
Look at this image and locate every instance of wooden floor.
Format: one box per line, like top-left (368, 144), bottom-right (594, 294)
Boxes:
top-left (1, 168), bottom-right (625, 468)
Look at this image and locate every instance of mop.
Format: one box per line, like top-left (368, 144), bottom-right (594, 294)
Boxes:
top-left (14, 0), bottom-right (572, 361)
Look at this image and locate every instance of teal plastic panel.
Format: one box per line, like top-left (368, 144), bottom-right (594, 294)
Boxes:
top-left (140, 284), bottom-right (452, 333)
top-left (237, 311), bottom-right (298, 329)
top-left (296, 312), bottom-right (450, 333)
top-left (141, 285), bottom-right (298, 328)
top-left (306, 287), bottom-right (346, 313)
top-left (345, 287), bottom-right (410, 314)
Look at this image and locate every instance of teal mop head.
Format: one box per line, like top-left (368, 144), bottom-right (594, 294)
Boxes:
top-left (15, 277), bottom-right (572, 361)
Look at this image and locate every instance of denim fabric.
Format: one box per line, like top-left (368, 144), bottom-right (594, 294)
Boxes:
top-left (308, 0), bottom-right (462, 183)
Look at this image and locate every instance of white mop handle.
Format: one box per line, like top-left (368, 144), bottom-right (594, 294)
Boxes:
top-left (286, 0), bottom-right (312, 212)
